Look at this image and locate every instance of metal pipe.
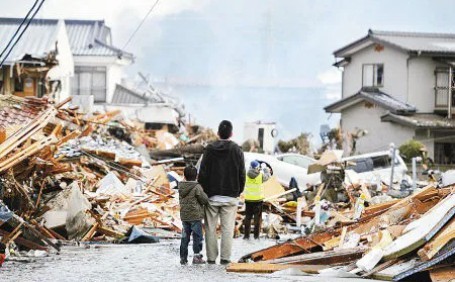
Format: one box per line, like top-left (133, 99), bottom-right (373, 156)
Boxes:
top-left (412, 157), bottom-right (417, 190)
top-left (449, 66), bottom-right (452, 119)
top-left (389, 144), bottom-right (396, 189)
top-left (411, 156), bottom-right (422, 190)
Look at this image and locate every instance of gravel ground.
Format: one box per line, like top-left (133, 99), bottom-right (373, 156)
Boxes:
top-left (0, 238), bottom-right (376, 282)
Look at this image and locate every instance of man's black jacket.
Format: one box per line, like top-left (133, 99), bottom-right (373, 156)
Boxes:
top-left (198, 140), bottom-right (245, 198)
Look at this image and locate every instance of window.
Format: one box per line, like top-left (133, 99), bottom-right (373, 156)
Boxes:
top-left (362, 64), bottom-right (384, 87)
top-left (71, 66), bottom-right (107, 102)
top-left (434, 68), bottom-right (455, 107)
top-left (14, 77), bottom-right (24, 92)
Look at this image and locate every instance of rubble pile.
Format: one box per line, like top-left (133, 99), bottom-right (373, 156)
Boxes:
top-left (0, 95), bottom-right (208, 259)
top-left (229, 151), bottom-right (455, 281)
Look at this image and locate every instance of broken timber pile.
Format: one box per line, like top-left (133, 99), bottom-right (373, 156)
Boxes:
top-left (232, 184), bottom-right (455, 281)
top-left (0, 95), bottom-right (196, 262)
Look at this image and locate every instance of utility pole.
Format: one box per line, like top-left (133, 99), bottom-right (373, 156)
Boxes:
top-left (448, 66), bottom-right (452, 119)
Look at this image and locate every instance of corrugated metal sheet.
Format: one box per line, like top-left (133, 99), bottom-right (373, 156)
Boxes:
top-left (0, 18), bottom-right (133, 62)
top-left (64, 19), bottom-right (133, 59)
top-left (335, 29), bottom-right (455, 57)
top-left (112, 84), bottom-right (148, 104)
top-left (0, 18), bottom-right (59, 64)
top-left (371, 30), bottom-right (455, 53)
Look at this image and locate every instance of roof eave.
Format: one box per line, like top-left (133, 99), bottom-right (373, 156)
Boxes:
top-left (333, 35), bottom-right (371, 58)
top-left (333, 58), bottom-right (351, 68)
top-left (381, 113), bottom-right (418, 128)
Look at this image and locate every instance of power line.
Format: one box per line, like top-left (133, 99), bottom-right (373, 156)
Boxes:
top-left (0, 0), bottom-right (39, 61)
top-left (122, 0), bottom-right (160, 49)
top-left (0, 0), bottom-right (46, 68)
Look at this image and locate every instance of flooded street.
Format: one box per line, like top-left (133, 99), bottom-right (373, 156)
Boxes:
top-left (1, 238), bottom-right (375, 282)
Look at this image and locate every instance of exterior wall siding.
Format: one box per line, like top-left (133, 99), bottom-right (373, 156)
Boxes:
top-left (342, 44), bottom-right (408, 102)
top-left (72, 56), bottom-right (126, 104)
top-left (341, 103), bottom-right (415, 155)
top-left (407, 57), bottom-right (446, 113)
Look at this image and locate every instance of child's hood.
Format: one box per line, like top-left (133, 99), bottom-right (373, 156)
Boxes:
top-left (179, 181), bottom-right (199, 198)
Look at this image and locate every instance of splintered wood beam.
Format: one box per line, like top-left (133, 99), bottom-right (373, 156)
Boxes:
top-left (45, 226), bottom-right (66, 241)
top-left (239, 230), bottom-right (338, 262)
top-left (226, 262), bottom-right (328, 274)
top-left (263, 246), bottom-right (368, 265)
top-left (81, 223), bottom-right (99, 242)
top-left (0, 229), bottom-right (47, 251)
top-left (418, 217), bottom-right (455, 261)
top-left (429, 266), bottom-right (455, 282)
top-left (97, 226), bottom-right (125, 238)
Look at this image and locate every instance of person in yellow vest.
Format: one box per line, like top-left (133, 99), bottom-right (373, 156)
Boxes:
top-left (243, 160), bottom-right (271, 239)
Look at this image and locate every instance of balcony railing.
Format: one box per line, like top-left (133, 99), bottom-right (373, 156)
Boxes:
top-left (434, 87), bottom-right (455, 109)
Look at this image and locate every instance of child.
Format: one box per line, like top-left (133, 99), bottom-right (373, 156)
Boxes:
top-left (178, 165), bottom-right (209, 265)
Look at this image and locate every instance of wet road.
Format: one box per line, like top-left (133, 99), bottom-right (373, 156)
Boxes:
top-left (1, 239), bottom-right (375, 282)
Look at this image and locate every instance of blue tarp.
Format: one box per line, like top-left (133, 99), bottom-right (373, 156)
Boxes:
top-left (126, 226), bottom-right (160, 244)
top-left (0, 202), bottom-right (12, 223)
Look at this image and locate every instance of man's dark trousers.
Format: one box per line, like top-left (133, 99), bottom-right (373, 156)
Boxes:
top-left (243, 201), bottom-right (263, 239)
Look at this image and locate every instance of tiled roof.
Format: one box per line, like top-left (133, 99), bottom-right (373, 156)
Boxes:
top-left (324, 88), bottom-right (417, 114)
top-left (381, 113), bottom-right (455, 129)
top-left (334, 29), bottom-right (455, 57)
top-left (0, 96), bottom-right (49, 129)
top-left (0, 18), bottom-right (61, 64)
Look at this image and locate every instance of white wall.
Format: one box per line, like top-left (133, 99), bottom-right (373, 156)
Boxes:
top-left (408, 57), bottom-right (446, 113)
top-left (72, 56), bottom-right (128, 104)
top-left (107, 64), bottom-right (122, 103)
top-left (244, 122), bottom-right (277, 154)
top-left (342, 44), bottom-right (408, 102)
top-left (342, 103), bottom-right (415, 155)
top-left (46, 19), bottom-right (74, 102)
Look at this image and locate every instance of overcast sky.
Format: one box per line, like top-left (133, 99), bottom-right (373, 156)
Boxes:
top-left (6, 0), bottom-right (455, 87)
top-left (3, 0), bottom-right (455, 142)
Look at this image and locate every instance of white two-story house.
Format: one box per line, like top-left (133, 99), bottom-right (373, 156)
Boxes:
top-left (325, 29), bottom-right (455, 164)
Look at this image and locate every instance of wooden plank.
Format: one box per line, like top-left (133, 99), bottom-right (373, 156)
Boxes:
top-left (418, 217), bottom-right (455, 261)
top-left (45, 227), bottom-right (66, 241)
top-left (429, 266), bottom-right (455, 282)
top-left (239, 229), bottom-right (338, 262)
top-left (393, 240), bottom-right (455, 281)
top-left (383, 195), bottom-right (455, 260)
top-left (0, 229), bottom-right (47, 251)
top-left (81, 223), bottom-right (99, 242)
top-left (264, 188), bottom-right (296, 202)
top-left (264, 246), bottom-right (367, 265)
top-left (226, 262), bottom-right (328, 274)
top-left (31, 220), bottom-right (55, 239)
top-left (97, 226), bottom-right (125, 238)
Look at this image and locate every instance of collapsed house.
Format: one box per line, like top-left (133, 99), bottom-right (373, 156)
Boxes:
top-left (0, 18), bottom-right (74, 101)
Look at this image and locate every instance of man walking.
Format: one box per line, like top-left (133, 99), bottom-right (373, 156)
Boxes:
top-left (198, 120), bottom-right (245, 265)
